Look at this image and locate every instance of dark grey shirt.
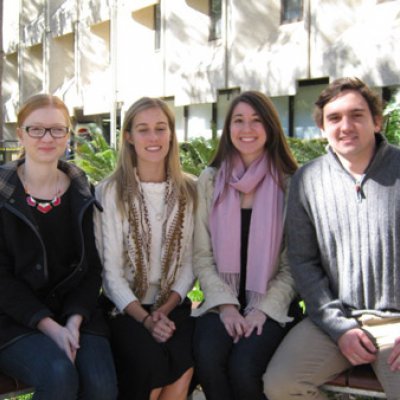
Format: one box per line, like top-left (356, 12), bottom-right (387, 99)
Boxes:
top-left (287, 134), bottom-right (400, 342)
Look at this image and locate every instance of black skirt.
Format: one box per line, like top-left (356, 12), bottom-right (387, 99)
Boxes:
top-left (108, 298), bottom-right (194, 400)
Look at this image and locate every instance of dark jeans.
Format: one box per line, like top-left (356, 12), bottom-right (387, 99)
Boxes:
top-left (193, 312), bottom-right (295, 400)
top-left (0, 333), bottom-right (118, 400)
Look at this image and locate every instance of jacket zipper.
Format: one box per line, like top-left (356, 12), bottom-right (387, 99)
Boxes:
top-left (355, 174), bottom-right (366, 203)
top-left (5, 205), bottom-right (49, 279)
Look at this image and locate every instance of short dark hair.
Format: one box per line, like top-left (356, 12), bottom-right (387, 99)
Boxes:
top-left (313, 77), bottom-right (383, 128)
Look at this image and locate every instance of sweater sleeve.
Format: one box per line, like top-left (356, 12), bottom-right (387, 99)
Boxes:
top-left (286, 169), bottom-right (359, 342)
top-left (94, 183), bottom-right (138, 312)
top-left (171, 204), bottom-right (195, 300)
top-left (256, 243), bottom-right (296, 324)
top-left (192, 168), bottom-right (239, 316)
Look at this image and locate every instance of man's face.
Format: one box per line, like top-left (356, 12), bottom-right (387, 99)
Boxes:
top-left (321, 90), bottom-right (381, 164)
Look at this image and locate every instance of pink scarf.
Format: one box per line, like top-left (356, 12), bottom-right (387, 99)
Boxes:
top-left (209, 154), bottom-right (284, 306)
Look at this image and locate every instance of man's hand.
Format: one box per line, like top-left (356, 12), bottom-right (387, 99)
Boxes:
top-left (387, 336), bottom-right (400, 371)
top-left (219, 304), bottom-right (248, 343)
top-left (338, 328), bottom-right (377, 365)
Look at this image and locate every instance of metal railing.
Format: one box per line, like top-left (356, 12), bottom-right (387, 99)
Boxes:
top-left (0, 141), bottom-right (21, 165)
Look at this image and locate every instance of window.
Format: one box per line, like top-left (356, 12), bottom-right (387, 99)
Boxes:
top-left (154, 3), bottom-right (161, 50)
top-left (293, 79), bottom-right (329, 139)
top-left (281, 0), bottom-right (303, 24)
top-left (209, 0), bottom-right (222, 40)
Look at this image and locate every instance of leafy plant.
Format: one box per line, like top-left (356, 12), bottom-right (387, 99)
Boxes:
top-left (187, 280), bottom-right (204, 303)
top-left (72, 123), bottom-right (118, 185)
top-left (383, 89), bottom-right (400, 146)
top-left (287, 137), bottom-right (327, 165)
top-left (179, 137), bottom-right (219, 176)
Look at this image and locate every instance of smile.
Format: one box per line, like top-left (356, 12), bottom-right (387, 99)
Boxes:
top-left (145, 146), bottom-right (162, 152)
top-left (239, 137), bottom-right (257, 142)
top-left (340, 135), bottom-right (357, 142)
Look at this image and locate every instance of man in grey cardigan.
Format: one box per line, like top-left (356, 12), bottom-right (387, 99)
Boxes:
top-left (264, 77), bottom-right (400, 399)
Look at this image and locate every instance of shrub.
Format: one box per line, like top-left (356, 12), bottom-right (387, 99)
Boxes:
top-left (72, 124), bottom-right (117, 185)
top-left (383, 90), bottom-right (400, 146)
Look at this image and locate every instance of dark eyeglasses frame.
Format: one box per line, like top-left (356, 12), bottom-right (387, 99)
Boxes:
top-left (22, 126), bottom-right (70, 139)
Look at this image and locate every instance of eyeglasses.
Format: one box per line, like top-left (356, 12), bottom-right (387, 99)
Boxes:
top-left (23, 126), bottom-right (70, 138)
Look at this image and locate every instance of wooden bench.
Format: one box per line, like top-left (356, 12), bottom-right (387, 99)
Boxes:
top-left (0, 373), bottom-right (32, 400)
top-left (0, 362), bottom-right (385, 400)
top-left (322, 364), bottom-right (386, 399)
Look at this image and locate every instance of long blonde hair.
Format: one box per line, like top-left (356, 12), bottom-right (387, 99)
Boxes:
top-left (105, 97), bottom-right (196, 212)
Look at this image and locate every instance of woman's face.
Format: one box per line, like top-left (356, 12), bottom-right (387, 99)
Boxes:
top-left (230, 102), bottom-right (267, 167)
top-left (125, 107), bottom-right (171, 171)
top-left (17, 106), bottom-right (70, 165)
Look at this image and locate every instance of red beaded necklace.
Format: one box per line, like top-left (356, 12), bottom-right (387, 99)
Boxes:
top-left (22, 167), bottom-right (61, 214)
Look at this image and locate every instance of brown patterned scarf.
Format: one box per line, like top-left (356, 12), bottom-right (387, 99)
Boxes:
top-left (126, 173), bottom-right (189, 309)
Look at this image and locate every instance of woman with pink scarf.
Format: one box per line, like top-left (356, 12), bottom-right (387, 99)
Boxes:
top-left (193, 91), bottom-right (301, 400)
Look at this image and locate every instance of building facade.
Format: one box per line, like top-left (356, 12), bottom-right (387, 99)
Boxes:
top-left (2, 0), bottom-right (400, 144)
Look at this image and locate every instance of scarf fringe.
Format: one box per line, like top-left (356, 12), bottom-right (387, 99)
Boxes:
top-left (211, 155), bottom-right (284, 296)
top-left (219, 272), bottom-right (240, 297)
top-left (219, 272), bottom-right (265, 313)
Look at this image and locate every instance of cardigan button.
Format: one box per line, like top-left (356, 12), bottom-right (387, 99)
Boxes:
top-left (35, 264), bottom-right (42, 270)
top-left (9, 198), bottom-right (15, 204)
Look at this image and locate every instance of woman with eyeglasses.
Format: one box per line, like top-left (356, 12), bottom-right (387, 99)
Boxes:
top-left (0, 94), bottom-right (117, 400)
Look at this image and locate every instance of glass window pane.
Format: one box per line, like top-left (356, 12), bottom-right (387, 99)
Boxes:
top-left (282, 0), bottom-right (303, 23)
top-left (210, 0), bottom-right (222, 40)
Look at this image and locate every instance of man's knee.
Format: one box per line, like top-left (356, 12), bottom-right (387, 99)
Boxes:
top-left (263, 363), bottom-right (292, 400)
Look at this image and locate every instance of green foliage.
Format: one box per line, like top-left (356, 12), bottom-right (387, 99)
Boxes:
top-left (73, 124), bottom-right (118, 185)
top-left (180, 137), bottom-right (219, 176)
top-left (11, 394), bottom-right (33, 400)
top-left (287, 137), bottom-right (327, 165)
top-left (383, 90), bottom-right (400, 146)
top-left (187, 280), bottom-right (204, 303)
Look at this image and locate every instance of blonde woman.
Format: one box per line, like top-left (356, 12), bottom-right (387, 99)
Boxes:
top-left (95, 97), bottom-right (196, 400)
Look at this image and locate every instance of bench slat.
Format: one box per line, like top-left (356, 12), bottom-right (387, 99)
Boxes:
top-left (322, 365), bottom-right (386, 399)
top-left (0, 373), bottom-right (32, 399)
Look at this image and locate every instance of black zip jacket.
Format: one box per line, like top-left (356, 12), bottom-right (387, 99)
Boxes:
top-left (0, 159), bottom-right (108, 349)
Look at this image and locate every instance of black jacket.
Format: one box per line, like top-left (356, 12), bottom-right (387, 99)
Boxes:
top-left (0, 159), bottom-right (108, 349)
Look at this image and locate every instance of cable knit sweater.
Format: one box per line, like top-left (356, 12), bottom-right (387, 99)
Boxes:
top-left (94, 181), bottom-right (194, 312)
top-left (287, 134), bottom-right (400, 342)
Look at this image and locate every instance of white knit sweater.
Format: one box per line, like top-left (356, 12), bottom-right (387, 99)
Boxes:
top-left (94, 181), bottom-right (194, 311)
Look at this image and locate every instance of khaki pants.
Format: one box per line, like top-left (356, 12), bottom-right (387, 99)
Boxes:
top-left (264, 317), bottom-right (400, 400)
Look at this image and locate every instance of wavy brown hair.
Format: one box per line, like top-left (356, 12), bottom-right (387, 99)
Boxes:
top-left (313, 77), bottom-right (383, 128)
top-left (210, 90), bottom-right (297, 188)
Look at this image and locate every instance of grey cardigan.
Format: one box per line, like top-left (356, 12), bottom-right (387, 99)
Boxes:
top-left (193, 167), bottom-right (296, 324)
top-left (287, 134), bottom-right (400, 342)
